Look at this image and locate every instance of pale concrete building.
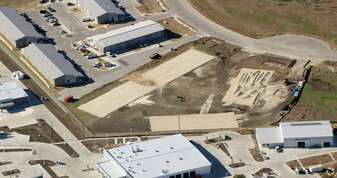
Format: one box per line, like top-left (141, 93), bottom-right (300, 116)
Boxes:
top-left (256, 120), bottom-right (333, 148)
top-left (97, 134), bottom-right (212, 178)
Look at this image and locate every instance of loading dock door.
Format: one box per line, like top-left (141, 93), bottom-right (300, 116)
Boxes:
top-left (298, 142), bottom-right (305, 147)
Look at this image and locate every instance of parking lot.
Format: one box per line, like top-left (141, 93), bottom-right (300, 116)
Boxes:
top-left (20, 0), bottom-right (204, 100)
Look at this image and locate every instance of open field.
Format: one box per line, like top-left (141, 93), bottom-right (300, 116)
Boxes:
top-left (188, 0), bottom-right (337, 48)
top-left (135, 0), bottom-right (165, 14)
top-left (156, 17), bottom-right (197, 40)
top-left (299, 154), bottom-right (333, 168)
top-left (149, 113), bottom-right (239, 132)
top-left (68, 37), bottom-right (296, 135)
top-left (283, 62), bottom-right (337, 122)
top-left (0, 0), bottom-right (40, 9)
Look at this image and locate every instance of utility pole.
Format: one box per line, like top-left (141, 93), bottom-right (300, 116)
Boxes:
top-left (82, 121), bottom-right (85, 138)
top-left (51, 121), bottom-right (53, 139)
top-left (178, 116), bottom-right (180, 133)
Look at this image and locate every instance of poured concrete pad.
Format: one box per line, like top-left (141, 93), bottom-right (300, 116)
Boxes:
top-left (142, 49), bottom-right (215, 87)
top-left (222, 68), bottom-right (274, 107)
top-left (78, 81), bottom-right (155, 118)
top-left (149, 113), bottom-right (239, 132)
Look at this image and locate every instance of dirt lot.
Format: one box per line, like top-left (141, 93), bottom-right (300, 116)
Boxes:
top-left (81, 139), bottom-right (125, 153)
top-left (0, 0), bottom-right (40, 9)
top-left (299, 154), bottom-right (333, 168)
top-left (55, 143), bottom-right (79, 158)
top-left (69, 37), bottom-right (296, 135)
top-left (156, 17), bottom-right (197, 40)
top-left (12, 119), bottom-right (64, 143)
top-left (188, 0), bottom-right (337, 48)
top-left (286, 160), bottom-right (301, 169)
top-left (135, 0), bottom-right (165, 14)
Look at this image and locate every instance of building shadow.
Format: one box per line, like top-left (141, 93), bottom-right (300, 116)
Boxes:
top-left (193, 142), bottom-right (231, 177)
top-left (0, 133), bottom-right (13, 140)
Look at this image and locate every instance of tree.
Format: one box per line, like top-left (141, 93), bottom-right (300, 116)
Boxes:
top-left (233, 174), bottom-right (246, 178)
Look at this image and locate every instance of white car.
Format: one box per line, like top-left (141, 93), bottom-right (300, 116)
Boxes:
top-left (49, 19), bottom-right (56, 23)
top-left (92, 62), bottom-right (102, 67)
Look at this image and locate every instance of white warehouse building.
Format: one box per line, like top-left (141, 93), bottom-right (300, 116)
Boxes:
top-left (97, 134), bottom-right (212, 178)
top-left (256, 120), bottom-right (333, 148)
top-left (87, 20), bottom-right (165, 54)
top-left (72, 0), bottom-right (125, 24)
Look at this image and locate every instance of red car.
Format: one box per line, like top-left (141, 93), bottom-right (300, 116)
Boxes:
top-left (80, 48), bottom-right (88, 53)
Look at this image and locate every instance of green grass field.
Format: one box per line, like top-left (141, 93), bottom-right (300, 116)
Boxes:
top-left (189, 0), bottom-right (337, 48)
top-left (300, 66), bottom-right (337, 115)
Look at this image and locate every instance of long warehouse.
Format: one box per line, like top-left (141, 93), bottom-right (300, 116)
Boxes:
top-left (72, 0), bottom-right (125, 24)
top-left (22, 43), bottom-right (84, 86)
top-left (0, 7), bottom-right (43, 48)
top-left (87, 20), bottom-right (165, 54)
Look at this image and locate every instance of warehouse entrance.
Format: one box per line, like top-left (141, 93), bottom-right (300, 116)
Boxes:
top-left (297, 142), bottom-right (305, 147)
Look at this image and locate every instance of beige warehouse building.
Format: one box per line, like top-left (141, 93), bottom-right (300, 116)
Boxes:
top-left (86, 20), bottom-right (165, 54)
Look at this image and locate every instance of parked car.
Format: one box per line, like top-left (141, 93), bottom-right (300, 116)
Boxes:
top-left (111, 54), bottom-right (117, 58)
top-left (47, 7), bottom-right (56, 12)
top-left (59, 30), bottom-right (67, 34)
top-left (67, 2), bottom-right (74, 6)
top-left (92, 63), bottom-right (102, 67)
top-left (53, 22), bottom-right (61, 26)
top-left (49, 19), bottom-right (56, 23)
top-left (40, 9), bottom-right (47, 14)
top-left (82, 17), bottom-right (91, 22)
top-left (42, 13), bottom-right (51, 17)
top-left (82, 52), bottom-right (89, 56)
top-left (80, 48), bottom-right (89, 53)
top-left (20, 13), bottom-right (28, 18)
top-left (150, 53), bottom-right (161, 60)
top-left (87, 54), bottom-right (97, 59)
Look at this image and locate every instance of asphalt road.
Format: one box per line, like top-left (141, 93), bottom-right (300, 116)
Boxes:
top-left (165, 0), bottom-right (337, 61)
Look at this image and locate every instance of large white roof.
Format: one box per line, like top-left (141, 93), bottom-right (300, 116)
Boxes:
top-left (256, 127), bottom-right (283, 144)
top-left (79, 0), bottom-right (124, 18)
top-left (100, 134), bottom-right (211, 178)
top-left (280, 120), bottom-right (332, 139)
top-left (0, 82), bottom-right (28, 103)
top-left (88, 20), bottom-right (165, 48)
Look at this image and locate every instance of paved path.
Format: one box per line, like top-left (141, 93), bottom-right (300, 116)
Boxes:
top-left (188, 131), bottom-right (337, 177)
top-left (165, 0), bottom-right (337, 61)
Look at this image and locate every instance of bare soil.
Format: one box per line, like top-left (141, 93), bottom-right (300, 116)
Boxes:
top-left (228, 162), bottom-right (245, 168)
top-left (71, 37), bottom-right (295, 135)
top-left (156, 17), bottom-right (196, 40)
top-left (55, 143), bottom-right (79, 158)
top-left (0, 0), bottom-right (40, 9)
top-left (0, 161), bottom-right (12, 166)
top-left (82, 139), bottom-right (124, 153)
top-left (204, 136), bottom-right (230, 144)
top-left (0, 148), bottom-right (32, 152)
top-left (218, 143), bottom-right (230, 158)
top-left (331, 152), bottom-right (337, 160)
top-left (2, 169), bottom-right (20, 176)
top-left (12, 119), bottom-right (64, 143)
top-left (286, 160), bottom-right (301, 169)
top-left (136, 0), bottom-right (164, 14)
top-left (299, 154), bottom-right (333, 168)
top-left (29, 160), bottom-right (58, 178)
top-left (254, 168), bottom-right (274, 177)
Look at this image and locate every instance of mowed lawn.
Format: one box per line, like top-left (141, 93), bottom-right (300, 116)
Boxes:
top-left (189, 0), bottom-right (337, 48)
top-left (0, 0), bottom-right (39, 9)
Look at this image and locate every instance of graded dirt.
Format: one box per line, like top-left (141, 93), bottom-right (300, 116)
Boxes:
top-left (72, 37), bottom-right (297, 135)
top-left (149, 113), bottom-right (239, 132)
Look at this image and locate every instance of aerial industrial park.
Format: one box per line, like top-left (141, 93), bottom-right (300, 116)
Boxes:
top-left (0, 0), bottom-right (337, 177)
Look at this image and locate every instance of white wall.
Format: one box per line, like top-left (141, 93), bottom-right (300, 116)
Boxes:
top-left (284, 136), bottom-right (333, 148)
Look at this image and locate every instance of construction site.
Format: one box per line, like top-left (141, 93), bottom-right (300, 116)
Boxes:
top-left (68, 37), bottom-right (308, 136)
